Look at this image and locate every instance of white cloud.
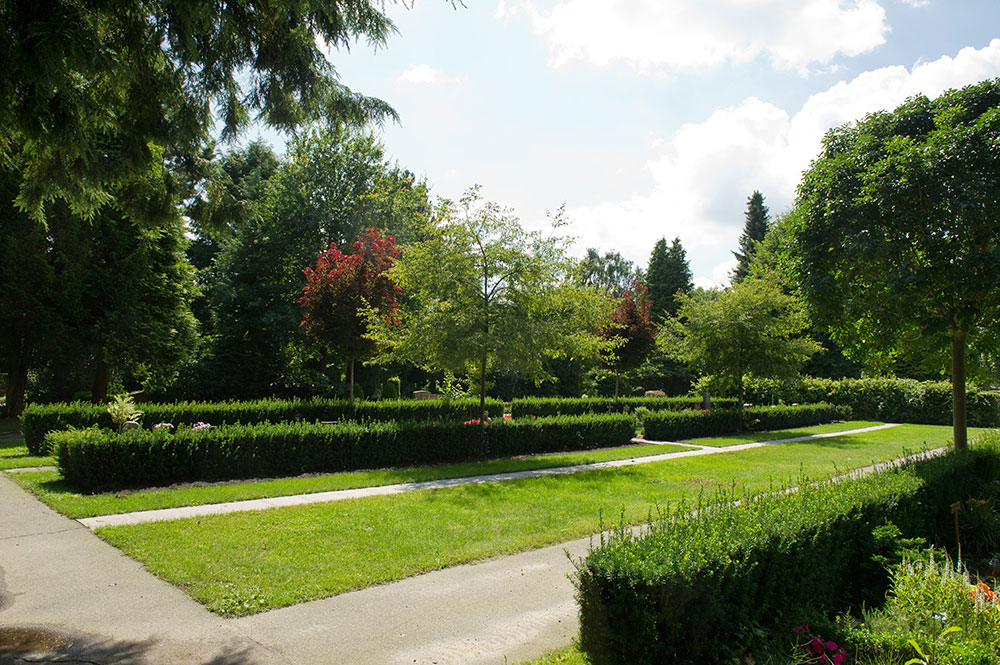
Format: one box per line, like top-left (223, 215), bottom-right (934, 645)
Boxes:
top-left (396, 64), bottom-right (464, 86)
top-left (900, 0), bottom-right (930, 6)
top-left (508, 0), bottom-right (889, 75)
top-left (565, 40), bottom-right (1000, 282)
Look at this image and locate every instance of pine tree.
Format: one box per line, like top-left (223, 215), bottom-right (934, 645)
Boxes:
top-left (732, 191), bottom-right (770, 283)
top-left (646, 237), bottom-right (693, 320)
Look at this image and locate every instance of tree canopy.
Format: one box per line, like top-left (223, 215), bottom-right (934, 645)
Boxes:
top-left (1, 0), bottom-right (399, 222)
top-left (791, 79), bottom-right (1000, 451)
top-left (645, 237), bottom-right (693, 320)
top-left (578, 249), bottom-right (636, 295)
top-left (732, 191), bottom-right (770, 284)
top-left (599, 278), bottom-right (656, 397)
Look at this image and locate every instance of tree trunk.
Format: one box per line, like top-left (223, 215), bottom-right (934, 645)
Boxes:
top-left (737, 377), bottom-right (746, 431)
top-left (5, 352), bottom-right (28, 418)
top-left (951, 328), bottom-right (968, 453)
top-left (91, 353), bottom-right (109, 404)
top-left (615, 373), bottom-right (620, 399)
top-left (479, 351), bottom-right (488, 425)
top-left (348, 358), bottom-right (355, 402)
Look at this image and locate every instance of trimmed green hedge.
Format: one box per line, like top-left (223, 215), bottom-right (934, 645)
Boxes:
top-left (744, 377), bottom-right (999, 427)
top-left (642, 403), bottom-right (851, 441)
top-left (22, 397), bottom-right (505, 455)
top-left (51, 413), bottom-right (637, 491)
top-left (575, 433), bottom-right (1000, 665)
top-left (510, 396), bottom-right (738, 419)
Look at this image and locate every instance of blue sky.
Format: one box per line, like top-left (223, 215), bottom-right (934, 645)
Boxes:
top-left (255, 0), bottom-right (1000, 287)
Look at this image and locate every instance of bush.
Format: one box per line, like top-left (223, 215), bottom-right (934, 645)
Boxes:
top-left (574, 433), bottom-right (1000, 665)
top-left (51, 412), bottom-right (637, 491)
top-left (510, 396), bottom-right (737, 419)
top-left (22, 397), bottom-right (505, 455)
top-left (642, 403), bottom-right (851, 441)
top-left (743, 377), bottom-right (999, 427)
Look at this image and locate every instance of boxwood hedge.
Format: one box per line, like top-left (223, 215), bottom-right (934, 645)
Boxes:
top-left (642, 403), bottom-right (851, 441)
top-left (51, 412), bottom-right (637, 491)
top-left (510, 396), bottom-right (737, 419)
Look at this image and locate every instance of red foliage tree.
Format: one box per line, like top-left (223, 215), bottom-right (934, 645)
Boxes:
top-left (599, 277), bottom-right (656, 397)
top-left (300, 228), bottom-right (401, 400)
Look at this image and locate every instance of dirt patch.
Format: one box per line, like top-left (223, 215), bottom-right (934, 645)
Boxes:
top-left (682, 478), bottom-right (721, 488)
top-left (0, 626), bottom-right (73, 654)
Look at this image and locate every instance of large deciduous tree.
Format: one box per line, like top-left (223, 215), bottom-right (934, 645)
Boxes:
top-left (732, 191), bottom-right (770, 284)
top-left (578, 249), bottom-right (636, 295)
top-left (300, 228), bottom-right (401, 401)
top-left (792, 79), bottom-right (1000, 452)
top-left (599, 278), bottom-right (656, 397)
top-left (662, 277), bottom-right (820, 427)
top-left (368, 188), bottom-right (610, 423)
top-left (646, 237), bottom-right (693, 320)
top-left (1, 0), bottom-right (399, 223)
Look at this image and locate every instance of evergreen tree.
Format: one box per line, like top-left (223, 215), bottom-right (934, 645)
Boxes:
top-left (732, 191), bottom-right (770, 283)
top-left (645, 237), bottom-right (693, 320)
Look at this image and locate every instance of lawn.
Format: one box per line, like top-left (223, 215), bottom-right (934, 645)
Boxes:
top-left (95, 424), bottom-right (979, 616)
top-left (689, 420), bottom-right (883, 447)
top-left (0, 438), bottom-right (53, 471)
top-left (10, 420), bottom-right (874, 518)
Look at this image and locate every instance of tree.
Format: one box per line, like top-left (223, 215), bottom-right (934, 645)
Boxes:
top-left (732, 191), bottom-right (770, 283)
top-left (368, 188), bottom-right (611, 423)
top-left (300, 228), bottom-right (401, 401)
top-left (578, 249), bottom-right (636, 295)
top-left (646, 237), bottom-right (693, 320)
top-left (1, 0), bottom-right (399, 223)
top-left (599, 278), bottom-right (656, 397)
top-left (791, 79), bottom-right (1000, 452)
top-left (661, 277), bottom-right (820, 427)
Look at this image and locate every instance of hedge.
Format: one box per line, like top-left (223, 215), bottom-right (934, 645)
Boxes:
top-left (510, 396), bottom-right (738, 419)
top-left (51, 412), bottom-right (637, 491)
top-left (642, 403), bottom-right (851, 441)
top-left (575, 433), bottom-right (1000, 665)
top-left (22, 397), bottom-right (505, 455)
top-left (743, 377), bottom-right (999, 427)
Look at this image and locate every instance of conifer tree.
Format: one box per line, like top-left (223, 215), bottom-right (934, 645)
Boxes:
top-left (646, 237), bottom-right (693, 320)
top-left (732, 191), bottom-right (770, 283)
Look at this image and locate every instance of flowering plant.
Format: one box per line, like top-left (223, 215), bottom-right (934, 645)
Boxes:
top-left (191, 422), bottom-right (213, 431)
top-left (794, 625), bottom-right (846, 665)
top-left (153, 422), bottom-right (174, 432)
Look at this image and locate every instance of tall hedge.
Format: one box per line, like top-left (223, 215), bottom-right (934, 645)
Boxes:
top-left (743, 377), bottom-right (999, 427)
top-left (51, 413), bottom-right (637, 491)
top-left (22, 397), bottom-right (505, 455)
top-left (510, 396), bottom-right (737, 419)
top-left (575, 433), bottom-right (1000, 665)
top-left (642, 403), bottom-right (851, 441)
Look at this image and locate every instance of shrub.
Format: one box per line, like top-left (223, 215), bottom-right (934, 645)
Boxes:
top-left (22, 397), bottom-right (505, 455)
top-left (574, 433), bottom-right (1000, 665)
top-left (642, 403), bottom-right (851, 441)
top-left (51, 412), bottom-right (637, 491)
top-left (510, 396), bottom-right (737, 419)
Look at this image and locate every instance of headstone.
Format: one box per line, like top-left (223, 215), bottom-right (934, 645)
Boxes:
top-left (411, 390), bottom-right (441, 401)
top-left (121, 421), bottom-right (141, 431)
top-left (701, 392), bottom-right (711, 410)
top-left (644, 390), bottom-right (666, 397)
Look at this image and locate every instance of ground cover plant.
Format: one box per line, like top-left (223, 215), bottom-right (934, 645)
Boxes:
top-left (92, 424), bottom-right (973, 616)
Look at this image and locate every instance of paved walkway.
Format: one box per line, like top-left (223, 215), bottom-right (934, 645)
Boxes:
top-left (79, 423), bottom-right (900, 529)
top-left (0, 423), bottom-right (902, 665)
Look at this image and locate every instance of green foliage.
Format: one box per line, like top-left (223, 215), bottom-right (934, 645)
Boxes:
top-left (742, 377), bottom-right (1000, 427)
top-left (107, 395), bottom-right (143, 432)
top-left (578, 248), bottom-right (637, 295)
top-left (662, 276), bottom-right (821, 424)
top-left (645, 237), bottom-right (693, 320)
top-left (384, 376), bottom-right (401, 400)
top-left (574, 435), bottom-right (1000, 665)
top-left (599, 278), bottom-right (657, 394)
top-left (23, 397), bottom-right (505, 455)
top-left (732, 190), bottom-right (770, 284)
top-left (368, 187), bottom-right (611, 422)
top-left (52, 413), bottom-right (636, 491)
top-left (642, 403), bottom-right (850, 441)
top-left (510, 396), bottom-right (738, 418)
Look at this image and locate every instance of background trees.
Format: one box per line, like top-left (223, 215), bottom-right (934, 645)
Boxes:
top-left (598, 278), bottom-right (656, 397)
top-left (792, 79), bottom-right (1000, 451)
top-left (578, 249), bottom-right (637, 295)
top-left (645, 237), bottom-right (693, 320)
top-left (368, 188), bottom-right (610, 422)
top-left (732, 191), bottom-right (770, 284)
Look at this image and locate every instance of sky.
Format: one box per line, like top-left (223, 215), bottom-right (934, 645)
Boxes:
top-left (251, 0), bottom-right (1000, 288)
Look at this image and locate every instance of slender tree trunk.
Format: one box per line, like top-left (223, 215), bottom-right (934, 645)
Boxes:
top-left (737, 377), bottom-right (746, 431)
top-left (92, 352), bottom-right (109, 404)
top-left (479, 350), bottom-right (487, 425)
top-left (5, 351), bottom-right (28, 418)
top-left (348, 358), bottom-right (355, 402)
top-left (615, 373), bottom-right (620, 399)
top-left (951, 327), bottom-right (968, 453)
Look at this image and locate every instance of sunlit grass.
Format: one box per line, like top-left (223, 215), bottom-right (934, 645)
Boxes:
top-left (0, 438), bottom-right (53, 470)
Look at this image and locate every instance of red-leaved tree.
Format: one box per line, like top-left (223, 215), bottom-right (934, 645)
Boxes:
top-left (599, 277), bottom-right (656, 397)
top-left (300, 228), bottom-right (401, 400)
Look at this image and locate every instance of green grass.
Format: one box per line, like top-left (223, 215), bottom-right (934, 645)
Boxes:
top-left (0, 438), bottom-right (54, 470)
top-left (520, 646), bottom-right (586, 665)
top-left (95, 424), bottom-right (981, 616)
top-left (12, 441), bottom-right (688, 518)
top-left (686, 420), bottom-right (883, 447)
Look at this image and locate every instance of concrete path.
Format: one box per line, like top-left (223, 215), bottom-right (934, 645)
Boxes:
top-left (79, 423), bottom-right (900, 529)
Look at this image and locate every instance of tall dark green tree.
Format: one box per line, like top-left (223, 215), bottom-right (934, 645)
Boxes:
top-left (792, 79), bottom-right (1000, 452)
top-left (1, 0), bottom-right (399, 224)
top-left (732, 190), bottom-right (770, 283)
top-left (645, 237), bottom-right (693, 320)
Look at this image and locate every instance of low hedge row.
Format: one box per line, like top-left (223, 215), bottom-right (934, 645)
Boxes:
top-left (642, 403), bottom-right (851, 441)
top-left (51, 412), bottom-right (637, 491)
top-left (575, 433), bottom-right (1000, 665)
top-left (743, 377), bottom-right (999, 427)
top-left (509, 396), bottom-right (738, 419)
top-left (22, 397), bottom-right (505, 455)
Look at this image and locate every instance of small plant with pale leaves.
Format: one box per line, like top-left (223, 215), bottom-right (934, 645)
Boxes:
top-left (107, 394), bottom-right (143, 433)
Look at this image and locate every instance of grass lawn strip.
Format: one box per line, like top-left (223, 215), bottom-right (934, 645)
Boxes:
top-left (679, 420), bottom-right (885, 447)
top-left (96, 424), bottom-right (979, 616)
top-left (0, 438), bottom-right (54, 470)
top-left (12, 420), bottom-right (876, 520)
top-left (78, 422), bottom-right (901, 529)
